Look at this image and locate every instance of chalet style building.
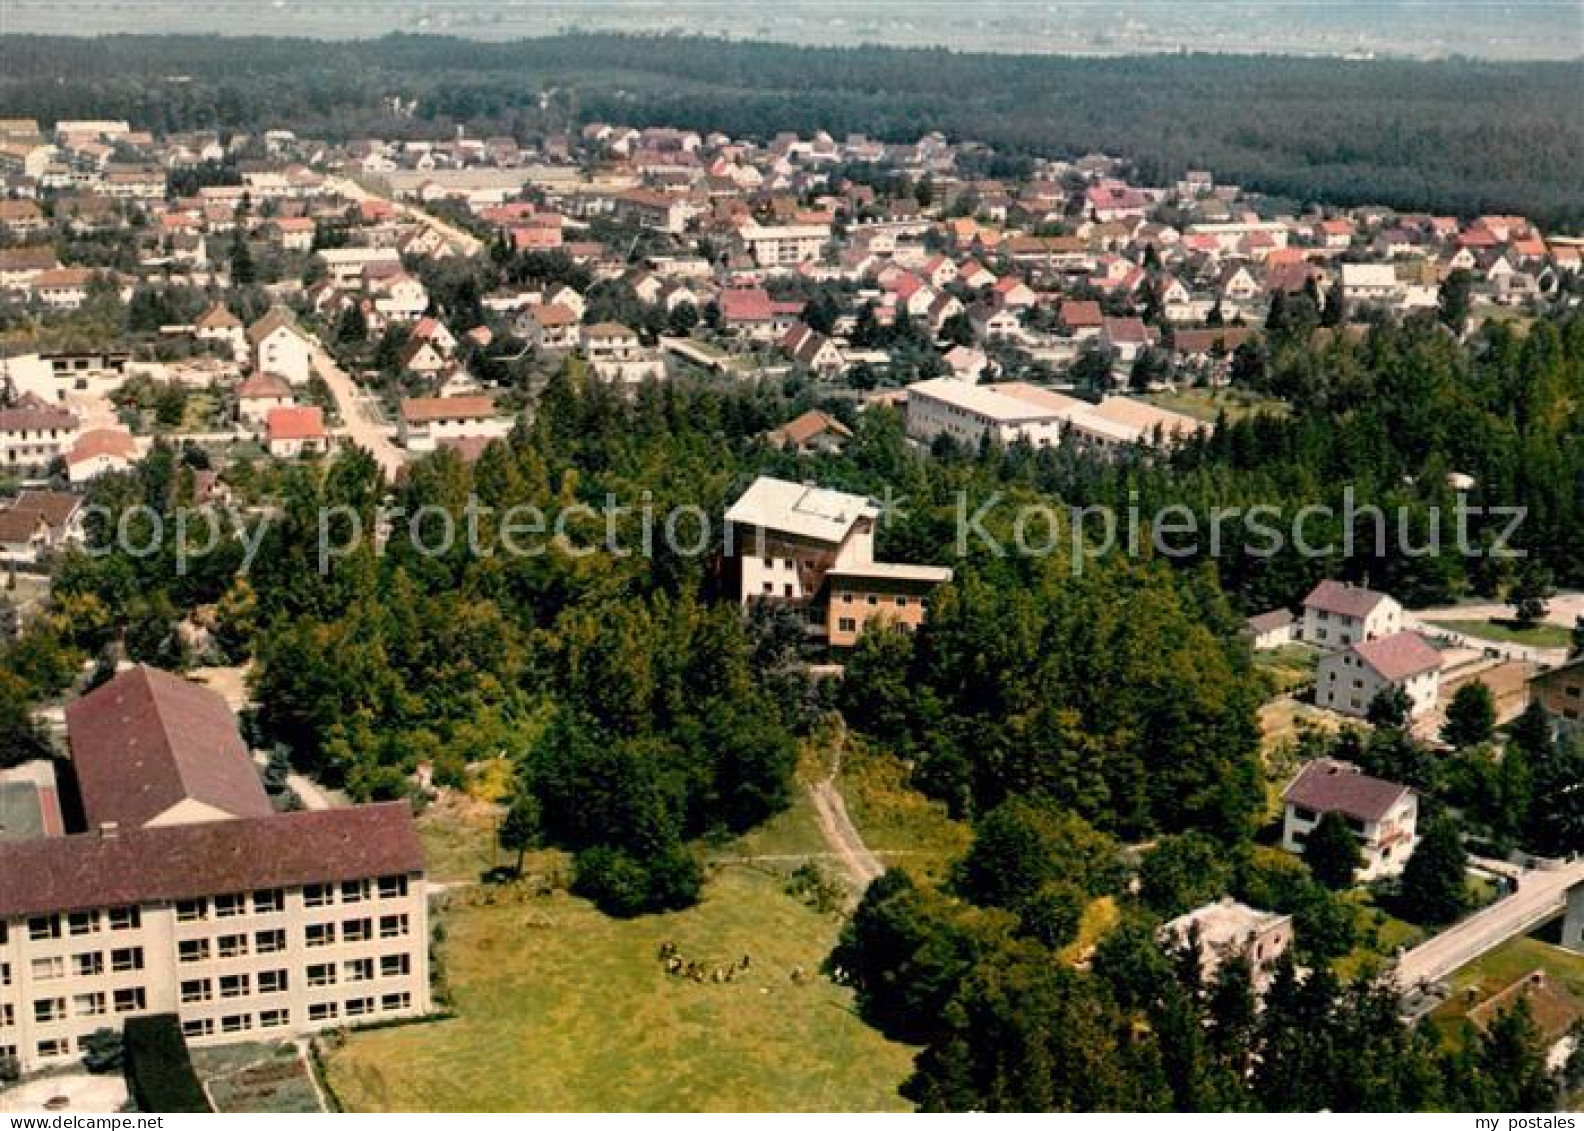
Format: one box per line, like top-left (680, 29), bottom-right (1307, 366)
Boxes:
top-left (1315, 630), bottom-right (1442, 721)
top-left (1300, 580), bottom-right (1403, 650)
top-left (1281, 759), bottom-right (1417, 880)
top-left (724, 476), bottom-right (951, 647)
top-left (0, 667), bottom-right (430, 1074)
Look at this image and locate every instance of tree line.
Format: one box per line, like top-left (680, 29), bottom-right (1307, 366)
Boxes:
top-left (0, 34), bottom-right (1579, 227)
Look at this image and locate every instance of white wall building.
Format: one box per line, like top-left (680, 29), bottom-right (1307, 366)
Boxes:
top-left (1315, 631), bottom-right (1442, 720)
top-left (1281, 759), bottom-right (1418, 880)
top-left (0, 668), bottom-right (430, 1075)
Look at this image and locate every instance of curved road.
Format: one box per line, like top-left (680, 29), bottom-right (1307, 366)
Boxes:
top-left (1394, 857), bottom-right (1584, 991)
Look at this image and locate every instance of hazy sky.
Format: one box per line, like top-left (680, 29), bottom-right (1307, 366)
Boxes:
top-left (1, 0), bottom-right (1580, 59)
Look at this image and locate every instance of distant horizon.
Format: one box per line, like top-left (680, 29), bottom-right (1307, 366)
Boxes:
top-left (1, 0), bottom-right (1581, 61)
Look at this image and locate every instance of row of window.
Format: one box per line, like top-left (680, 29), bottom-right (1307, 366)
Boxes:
top-left (9, 880), bottom-right (413, 943)
top-left (182, 1010), bottom-right (291, 1039)
top-left (27, 947), bottom-right (144, 980)
top-left (837, 592), bottom-right (915, 609)
top-left (19, 906), bottom-right (140, 942)
top-left (181, 993), bottom-right (413, 1039)
top-left (178, 929), bottom-right (283, 963)
top-left (176, 915), bottom-right (409, 963)
top-left (29, 988), bottom-right (146, 1024)
top-left (179, 954), bottom-right (411, 1002)
top-left (181, 969), bottom-right (290, 1002)
top-left (176, 876), bottom-right (409, 923)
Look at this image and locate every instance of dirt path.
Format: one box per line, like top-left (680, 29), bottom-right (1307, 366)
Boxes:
top-left (806, 720), bottom-right (885, 890)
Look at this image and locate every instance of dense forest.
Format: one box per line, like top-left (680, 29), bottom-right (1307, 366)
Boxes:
top-left (0, 33), bottom-right (1580, 226)
top-left (0, 304), bottom-right (1577, 1104)
top-left (0, 305), bottom-right (1573, 878)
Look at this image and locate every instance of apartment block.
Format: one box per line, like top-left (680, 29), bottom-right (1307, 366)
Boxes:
top-left (0, 667), bottom-right (429, 1074)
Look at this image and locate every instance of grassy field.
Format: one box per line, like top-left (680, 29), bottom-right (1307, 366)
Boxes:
top-left (1426, 618), bottom-right (1573, 649)
top-left (1428, 935), bottom-right (1584, 1046)
top-left (1333, 889), bottom-right (1426, 982)
top-left (1253, 644), bottom-right (1319, 696)
top-left (321, 867), bottom-right (917, 1111)
top-left (1145, 387), bottom-right (1289, 424)
top-left (322, 748), bottom-right (952, 1112)
top-left (836, 742), bottom-right (971, 885)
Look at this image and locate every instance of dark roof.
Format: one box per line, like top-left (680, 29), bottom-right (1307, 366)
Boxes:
top-left (245, 306), bottom-right (305, 346)
top-left (1283, 759), bottom-right (1410, 823)
top-left (1303, 579), bottom-right (1391, 619)
top-left (0, 803), bottom-right (422, 918)
top-left (64, 666), bottom-right (272, 829)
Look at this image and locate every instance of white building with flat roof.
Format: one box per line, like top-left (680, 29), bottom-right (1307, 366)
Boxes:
top-left (905, 378), bottom-right (1208, 453)
top-left (724, 476), bottom-right (950, 644)
top-left (739, 223), bottom-right (829, 269)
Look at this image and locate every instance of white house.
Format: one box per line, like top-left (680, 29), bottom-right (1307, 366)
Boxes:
top-left (1246, 609), bottom-right (1296, 651)
top-left (265, 406), bottom-right (330, 459)
top-left (1341, 263), bottom-right (1400, 305)
top-left (396, 396), bottom-right (511, 453)
top-left (1281, 759), bottom-right (1418, 880)
top-left (1315, 630), bottom-right (1442, 720)
top-left (247, 308), bottom-right (314, 386)
top-left (1300, 580), bottom-right (1403, 649)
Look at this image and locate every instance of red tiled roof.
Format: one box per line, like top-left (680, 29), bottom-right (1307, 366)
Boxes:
top-left (66, 428), bottom-right (136, 466)
top-left (719, 288), bottom-right (774, 323)
top-left (0, 803), bottom-right (422, 918)
top-left (65, 666), bottom-right (272, 830)
top-left (266, 406), bottom-right (325, 442)
top-left (1303, 579), bottom-right (1391, 619)
top-left (238, 372), bottom-right (293, 400)
top-left (1353, 631), bottom-right (1441, 682)
top-left (1059, 300), bottom-right (1104, 328)
top-left (1283, 759), bottom-right (1409, 824)
top-left (399, 395), bottom-right (498, 424)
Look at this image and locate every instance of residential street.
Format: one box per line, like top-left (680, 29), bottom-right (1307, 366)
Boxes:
top-left (307, 338), bottom-right (408, 481)
top-left (324, 174), bottom-right (485, 257)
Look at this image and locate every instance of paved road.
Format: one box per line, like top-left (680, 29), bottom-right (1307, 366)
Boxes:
top-left (1406, 613), bottom-right (1569, 669)
top-left (307, 339), bottom-right (407, 481)
top-left (1394, 857), bottom-right (1584, 990)
top-left (326, 174), bottom-right (485, 258)
top-left (1414, 593), bottom-right (1584, 630)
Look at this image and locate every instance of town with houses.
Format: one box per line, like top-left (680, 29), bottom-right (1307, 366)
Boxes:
top-left (0, 102), bottom-right (1580, 1115)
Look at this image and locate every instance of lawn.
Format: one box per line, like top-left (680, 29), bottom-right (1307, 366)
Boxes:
top-left (1253, 644), bottom-right (1320, 696)
top-left (1428, 935), bottom-right (1584, 1046)
top-left (325, 737), bottom-right (962, 1111)
top-left (1426, 618), bottom-right (1573, 650)
top-left (1333, 889), bottom-right (1425, 982)
top-left (1145, 387), bottom-right (1289, 424)
top-left (320, 868), bottom-right (917, 1111)
top-left (836, 743), bottom-right (971, 885)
